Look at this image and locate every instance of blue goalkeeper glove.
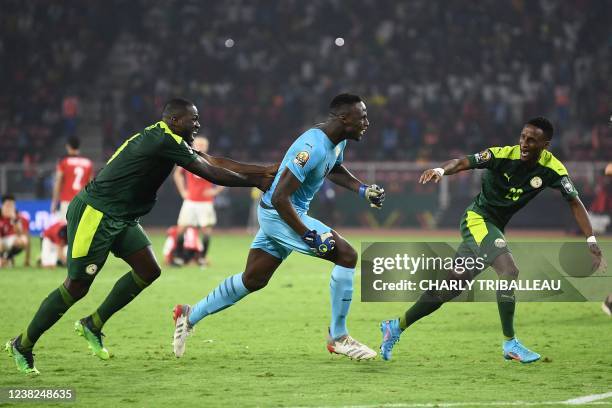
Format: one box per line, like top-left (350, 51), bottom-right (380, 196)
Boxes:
top-left (302, 230), bottom-right (336, 257)
top-left (359, 184), bottom-right (386, 209)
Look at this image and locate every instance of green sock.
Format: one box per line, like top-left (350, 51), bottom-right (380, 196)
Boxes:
top-left (22, 285), bottom-right (76, 350)
top-left (496, 285), bottom-right (516, 339)
top-left (400, 290), bottom-right (444, 330)
top-left (91, 270), bottom-right (149, 330)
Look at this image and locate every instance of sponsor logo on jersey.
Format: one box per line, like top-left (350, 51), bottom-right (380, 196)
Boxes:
top-left (86, 264), bottom-right (98, 275)
top-left (561, 176), bottom-right (574, 194)
top-left (494, 238), bottom-right (507, 248)
top-left (475, 149), bottom-right (491, 164)
top-left (294, 151), bottom-right (310, 168)
top-left (530, 176), bottom-right (543, 188)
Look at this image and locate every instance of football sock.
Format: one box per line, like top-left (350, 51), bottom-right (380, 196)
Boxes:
top-left (496, 278), bottom-right (516, 338)
top-left (329, 265), bottom-right (354, 339)
top-left (202, 234), bottom-right (210, 258)
top-left (92, 270), bottom-right (149, 330)
top-left (188, 273), bottom-right (249, 326)
top-left (21, 285), bottom-right (76, 350)
top-left (400, 289), bottom-right (446, 330)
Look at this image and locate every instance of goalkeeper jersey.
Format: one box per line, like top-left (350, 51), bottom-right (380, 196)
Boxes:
top-left (466, 145), bottom-right (578, 229)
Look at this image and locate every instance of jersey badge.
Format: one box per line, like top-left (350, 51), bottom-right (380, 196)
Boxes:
top-left (86, 264), bottom-right (98, 275)
top-left (475, 149), bottom-right (491, 164)
top-left (294, 151), bottom-right (310, 168)
top-left (530, 176), bottom-right (542, 189)
top-left (560, 176), bottom-right (574, 194)
top-left (494, 238), bottom-right (507, 248)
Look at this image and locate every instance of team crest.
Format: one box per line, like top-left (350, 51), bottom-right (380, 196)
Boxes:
top-left (294, 151), bottom-right (310, 168)
top-left (86, 264), bottom-right (98, 275)
top-left (474, 149), bottom-right (491, 164)
top-left (530, 176), bottom-right (542, 189)
top-left (494, 238), bottom-right (507, 248)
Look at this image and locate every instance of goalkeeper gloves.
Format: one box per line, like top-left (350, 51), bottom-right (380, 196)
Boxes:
top-left (359, 184), bottom-right (386, 209)
top-left (302, 230), bottom-right (336, 257)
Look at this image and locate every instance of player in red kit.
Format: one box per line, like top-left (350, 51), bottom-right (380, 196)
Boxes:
top-left (0, 195), bottom-right (31, 267)
top-left (173, 136), bottom-right (223, 266)
top-left (51, 137), bottom-right (93, 220)
top-left (40, 220), bottom-right (68, 268)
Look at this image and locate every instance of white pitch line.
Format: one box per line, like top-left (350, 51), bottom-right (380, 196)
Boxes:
top-left (286, 391), bottom-right (612, 408)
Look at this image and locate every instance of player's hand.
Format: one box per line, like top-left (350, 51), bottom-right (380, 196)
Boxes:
top-left (588, 242), bottom-right (607, 273)
top-left (302, 230), bottom-right (335, 257)
top-left (359, 184), bottom-right (386, 209)
top-left (419, 168), bottom-right (443, 184)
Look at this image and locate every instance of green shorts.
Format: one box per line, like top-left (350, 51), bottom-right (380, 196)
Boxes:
top-left (66, 195), bottom-right (151, 281)
top-left (458, 210), bottom-right (510, 267)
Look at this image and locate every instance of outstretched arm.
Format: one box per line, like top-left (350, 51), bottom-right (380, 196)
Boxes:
top-left (326, 164), bottom-right (362, 192)
top-left (172, 168), bottom-right (187, 199)
top-left (196, 150), bottom-right (279, 178)
top-left (51, 170), bottom-right (63, 212)
top-left (568, 196), bottom-right (604, 269)
top-left (419, 157), bottom-right (471, 184)
top-left (184, 155), bottom-right (275, 191)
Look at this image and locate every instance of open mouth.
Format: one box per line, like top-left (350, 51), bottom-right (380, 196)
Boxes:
top-left (520, 150), bottom-right (529, 158)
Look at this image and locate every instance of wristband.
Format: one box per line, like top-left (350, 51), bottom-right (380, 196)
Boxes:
top-left (587, 236), bottom-right (597, 244)
top-left (433, 168), bottom-right (445, 177)
top-left (358, 184), bottom-right (368, 198)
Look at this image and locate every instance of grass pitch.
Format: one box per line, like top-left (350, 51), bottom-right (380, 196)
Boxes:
top-left (1, 232), bottom-right (611, 407)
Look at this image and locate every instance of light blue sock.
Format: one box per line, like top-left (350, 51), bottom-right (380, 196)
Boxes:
top-left (329, 265), bottom-right (354, 339)
top-left (188, 273), bottom-right (249, 326)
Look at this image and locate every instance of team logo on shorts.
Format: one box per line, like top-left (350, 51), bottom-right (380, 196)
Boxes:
top-left (494, 238), bottom-right (507, 248)
top-left (474, 150), bottom-right (491, 164)
top-left (530, 176), bottom-right (542, 188)
top-left (294, 151), bottom-right (310, 168)
top-left (86, 264), bottom-right (98, 275)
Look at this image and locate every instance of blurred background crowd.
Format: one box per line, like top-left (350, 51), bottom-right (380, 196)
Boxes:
top-left (1, 0), bottom-right (610, 164)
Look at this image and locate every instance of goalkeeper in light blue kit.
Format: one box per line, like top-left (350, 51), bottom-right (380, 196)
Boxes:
top-left (172, 93), bottom-right (385, 360)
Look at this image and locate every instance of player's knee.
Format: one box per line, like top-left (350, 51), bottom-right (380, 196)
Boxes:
top-left (64, 278), bottom-right (91, 301)
top-left (242, 273), bottom-right (270, 292)
top-left (136, 265), bottom-right (162, 284)
top-left (335, 244), bottom-right (357, 268)
top-left (500, 266), bottom-right (519, 279)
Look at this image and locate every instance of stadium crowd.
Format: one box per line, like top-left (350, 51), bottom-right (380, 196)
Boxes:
top-left (1, 0), bottom-right (610, 164)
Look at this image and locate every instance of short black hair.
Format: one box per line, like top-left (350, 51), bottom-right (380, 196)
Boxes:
top-left (67, 136), bottom-right (80, 149)
top-left (329, 93), bottom-right (363, 115)
top-left (162, 98), bottom-right (195, 120)
top-left (2, 194), bottom-right (15, 203)
top-left (526, 117), bottom-right (554, 141)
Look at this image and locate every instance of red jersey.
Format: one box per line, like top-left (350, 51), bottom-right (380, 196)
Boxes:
top-left (178, 168), bottom-right (215, 202)
top-left (0, 214), bottom-right (29, 237)
top-left (57, 155), bottom-right (93, 201)
top-left (42, 220), bottom-right (68, 245)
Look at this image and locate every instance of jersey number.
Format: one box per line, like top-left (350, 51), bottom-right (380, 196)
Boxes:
top-left (504, 187), bottom-right (523, 201)
top-left (72, 166), bottom-right (85, 190)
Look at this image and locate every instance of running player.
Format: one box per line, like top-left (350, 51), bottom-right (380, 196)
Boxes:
top-left (173, 93), bottom-right (385, 360)
top-left (380, 117), bottom-right (604, 363)
top-left (6, 98), bottom-right (276, 374)
top-left (51, 137), bottom-right (93, 220)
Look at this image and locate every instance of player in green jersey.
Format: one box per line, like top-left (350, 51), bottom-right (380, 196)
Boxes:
top-left (379, 117), bottom-right (604, 363)
top-left (5, 98), bottom-right (276, 375)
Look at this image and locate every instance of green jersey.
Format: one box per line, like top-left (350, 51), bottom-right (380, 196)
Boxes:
top-left (81, 121), bottom-right (198, 220)
top-left (466, 145), bottom-right (578, 229)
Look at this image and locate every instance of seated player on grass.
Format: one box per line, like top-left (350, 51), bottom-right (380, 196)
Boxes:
top-left (0, 194), bottom-right (31, 268)
top-left (6, 98), bottom-right (277, 375)
top-left (380, 117), bottom-right (604, 363)
top-left (172, 94), bottom-right (385, 360)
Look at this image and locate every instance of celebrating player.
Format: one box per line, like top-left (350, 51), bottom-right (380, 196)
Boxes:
top-left (173, 93), bottom-right (385, 360)
top-left (172, 136), bottom-right (224, 267)
top-left (6, 98), bottom-right (277, 375)
top-left (51, 136), bottom-right (93, 220)
top-left (379, 117), bottom-right (604, 363)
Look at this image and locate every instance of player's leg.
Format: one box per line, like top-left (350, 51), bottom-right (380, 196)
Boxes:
top-left (491, 252), bottom-right (540, 363)
top-left (199, 202), bottom-right (217, 265)
top-left (175, 200), bottom-right (196, 264)
top-left (40, 237), bottom-right (59, 268)
top-left (172, 237), bottom-right (283, 357)
top-left (75, 224), bottom-right (153, 360)
top-left (6, 197), bottom-right (109, 373)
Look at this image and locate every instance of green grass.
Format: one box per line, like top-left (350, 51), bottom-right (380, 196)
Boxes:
top-left (1, 233), bottom-right (611, 407)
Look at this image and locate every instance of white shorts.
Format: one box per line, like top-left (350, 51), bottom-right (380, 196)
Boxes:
top-left (0, 235), bottom-right (16, 251)
top-left (41, 237), bottom-right (64, 267)
top-left (56, 201), bottom-right (70, 221)
top-left (177, 201), bottom-right (217, 228)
